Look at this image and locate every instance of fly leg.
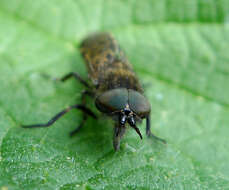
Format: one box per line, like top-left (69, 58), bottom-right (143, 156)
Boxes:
top-left (70, 90), bottom-right (95, 136)
top-left (70, 114), bottom-right (88, 136)
top-left (57, 72), bottom-right (90, 88)
top-left (113, 124), bottom-right (126, 151)
top-left (22, 104), bottom-right (96, 128)
top-left (146, 116), bottom-right (166, 144)
top-left (54, 71), bottom-right (95, 135)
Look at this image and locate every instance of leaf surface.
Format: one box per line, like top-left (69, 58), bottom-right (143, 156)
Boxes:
top-left (0, 0), bottom-right (229, 189)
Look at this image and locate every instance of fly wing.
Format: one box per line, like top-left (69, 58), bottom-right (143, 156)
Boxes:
top-left (79, 33), bottom-right (121, 85)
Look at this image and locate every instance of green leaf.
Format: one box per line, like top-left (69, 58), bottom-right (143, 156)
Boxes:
top-left (0, 0), bottom-right (229, 189)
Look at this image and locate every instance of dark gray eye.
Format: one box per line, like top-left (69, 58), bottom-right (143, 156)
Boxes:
top-left (95, 88), bottom-right (128, 113)
top-left (128, 89), bottom-right (151, 118)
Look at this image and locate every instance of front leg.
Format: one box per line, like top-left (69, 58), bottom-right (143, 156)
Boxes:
top-left (57, 72), bottom-right (90, 88)
top-left (146, 116), bottom-right (166, 144)
top-left (22, 104), bottom-right (96, 128)
top-left (113, 124), bottom-right (126, 151)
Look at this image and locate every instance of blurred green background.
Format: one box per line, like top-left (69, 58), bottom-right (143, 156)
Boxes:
top-left (0, 0), bottom-right (229, 189)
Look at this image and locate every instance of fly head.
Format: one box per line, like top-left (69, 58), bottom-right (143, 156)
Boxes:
top-left (95, 88), bottom-right (151, 139)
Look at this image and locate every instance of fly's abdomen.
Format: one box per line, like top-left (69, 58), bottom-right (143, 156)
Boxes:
top-left (80, 33), bottom-right (142, 93)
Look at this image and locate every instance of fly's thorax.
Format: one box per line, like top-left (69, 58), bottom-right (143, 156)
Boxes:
top-left (96, 67), bottom-right (143, 93)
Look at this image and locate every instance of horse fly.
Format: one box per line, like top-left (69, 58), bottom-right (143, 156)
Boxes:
top-left (22, 33), bottom-right (166, 151)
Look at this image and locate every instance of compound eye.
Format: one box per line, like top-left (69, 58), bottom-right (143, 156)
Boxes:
top-left (128, 89), bottom-right (151, 118)
top-left (95, 88), bottom-right (128, 114)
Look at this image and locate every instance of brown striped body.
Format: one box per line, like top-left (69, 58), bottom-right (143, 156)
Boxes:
top-left (79, 33), bottom-right (143, 94)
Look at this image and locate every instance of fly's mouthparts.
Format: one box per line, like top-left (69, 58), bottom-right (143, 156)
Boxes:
top-left (120, 114), bottom-right (127, 125)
